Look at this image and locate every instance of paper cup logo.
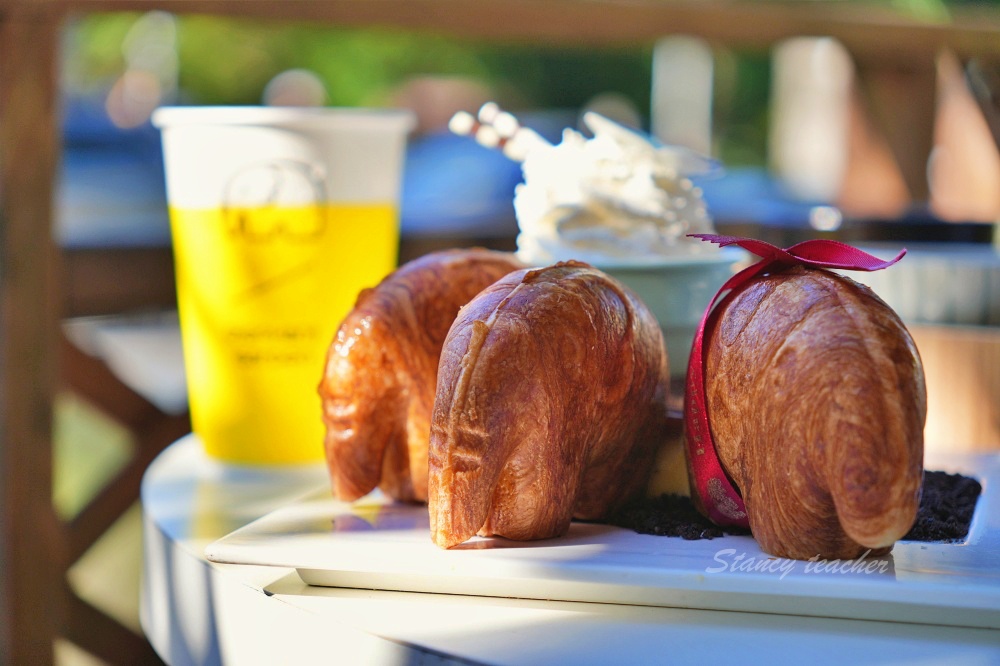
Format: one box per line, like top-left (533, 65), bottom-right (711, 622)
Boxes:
top-left (222, 159), bottom-right (328, 240)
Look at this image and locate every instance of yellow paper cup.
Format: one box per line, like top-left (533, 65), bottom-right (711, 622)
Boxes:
top-left (153, 106), bottom-right (414, 464)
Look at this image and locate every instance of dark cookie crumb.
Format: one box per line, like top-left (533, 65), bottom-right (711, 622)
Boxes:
top-left (609, 493), bottom-right (750, 540)
top-left (612, 470), bottom-right (981, 543)
top-left (903, 470), bottom-right (982, 542)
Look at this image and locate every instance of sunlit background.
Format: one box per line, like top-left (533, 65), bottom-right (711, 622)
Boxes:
top-left (52, 4), bottom-right (999, 664)
top-left (58, 7), bottom-right (1000, 239)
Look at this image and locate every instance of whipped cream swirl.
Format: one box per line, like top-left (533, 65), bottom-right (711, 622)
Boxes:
top-left (515, 112), bottom-right (719, 267)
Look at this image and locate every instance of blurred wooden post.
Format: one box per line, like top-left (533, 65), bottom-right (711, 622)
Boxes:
top-left (0, 4), bottom-right (64, 664)
top-left (966, 58), bottom-right (1000, 150)
top-left (911, 324), bottom-right (1000, 453)
top-left (854, 54), bottom-right (939, 202)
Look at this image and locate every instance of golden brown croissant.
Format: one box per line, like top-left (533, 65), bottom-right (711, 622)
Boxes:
top-left (319, 248), bottom-right (524, 502)
top-left (429, 261), bottom-right (671, 548)
top-left (701, 266), bottom-right (925, 560)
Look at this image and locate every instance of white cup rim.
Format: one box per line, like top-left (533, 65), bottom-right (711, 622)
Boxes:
top-left (151, 105), bottom-right (415, 133)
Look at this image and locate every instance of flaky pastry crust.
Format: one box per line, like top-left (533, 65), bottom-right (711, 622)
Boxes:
top-left (319, 248), bottom-right (524, 502)
top-left (702, 266), bottom-right (926, 560)
top-left (429, 261), bottom-right (670, 548)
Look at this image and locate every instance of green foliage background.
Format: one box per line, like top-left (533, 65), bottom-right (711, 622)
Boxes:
top-left (66, 15), bottom-right (775, 165)
top-left (68, 16), bottom-right (667, 108)
top-left (69, 1), bottom-right (985, 166)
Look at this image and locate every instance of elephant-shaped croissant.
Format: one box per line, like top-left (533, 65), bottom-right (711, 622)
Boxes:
top-left (429, 261), bottom-right (671, 548)
top-left (319, 248), bottom-right (524, 503)
top-left (700, 266), bottom-right (926, 560)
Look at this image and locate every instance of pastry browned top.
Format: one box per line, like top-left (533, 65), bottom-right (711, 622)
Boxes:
top-left (319, 248), bottom-right (524, 502)
top-left (429, 261), bottom-right (671, 548)
top-left (702, 266), bottom-right (926, 560)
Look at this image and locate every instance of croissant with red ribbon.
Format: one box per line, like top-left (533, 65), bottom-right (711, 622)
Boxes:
top-left (688, 236), bottom-right (926, 561)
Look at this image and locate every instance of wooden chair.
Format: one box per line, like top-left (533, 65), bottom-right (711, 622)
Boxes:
top-left (59, 332), bottom-right (189, 664)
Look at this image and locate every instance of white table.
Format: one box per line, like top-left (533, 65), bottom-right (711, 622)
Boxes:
top-left (141, 435), bottom-right (1000, 666)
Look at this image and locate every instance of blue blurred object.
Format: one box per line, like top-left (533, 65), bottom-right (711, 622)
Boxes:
top-left (398, 110), bottom-right (577, 239)
top-left (694, 167), bottom-right (819, 228)
top-left (58, 99), bottom-right (533, 249)
top-left (399, 131), bottom-right (522, 239)
top-left (49, 98), bottom-right (848, 256)
top-left (61, 100), bottom-right (988, 258)
top-left (58, 96), bottom-right (172, 249)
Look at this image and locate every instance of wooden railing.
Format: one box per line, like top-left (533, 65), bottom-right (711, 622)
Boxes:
top-left (2, 1), bottom-right (999, 663)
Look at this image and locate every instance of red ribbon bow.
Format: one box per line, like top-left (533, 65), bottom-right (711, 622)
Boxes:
top-left (684, 234), bottom-right (906, 528)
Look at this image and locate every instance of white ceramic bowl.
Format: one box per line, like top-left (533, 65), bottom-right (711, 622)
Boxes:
top-left (601, 247), bottom-right (747, 379)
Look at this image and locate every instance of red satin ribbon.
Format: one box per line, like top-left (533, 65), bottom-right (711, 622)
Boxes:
top-left (684, 234), bottom-right (906, 528)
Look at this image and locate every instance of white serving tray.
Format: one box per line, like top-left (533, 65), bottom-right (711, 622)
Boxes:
top-left (206, 452), bottom-right (1000, 629)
